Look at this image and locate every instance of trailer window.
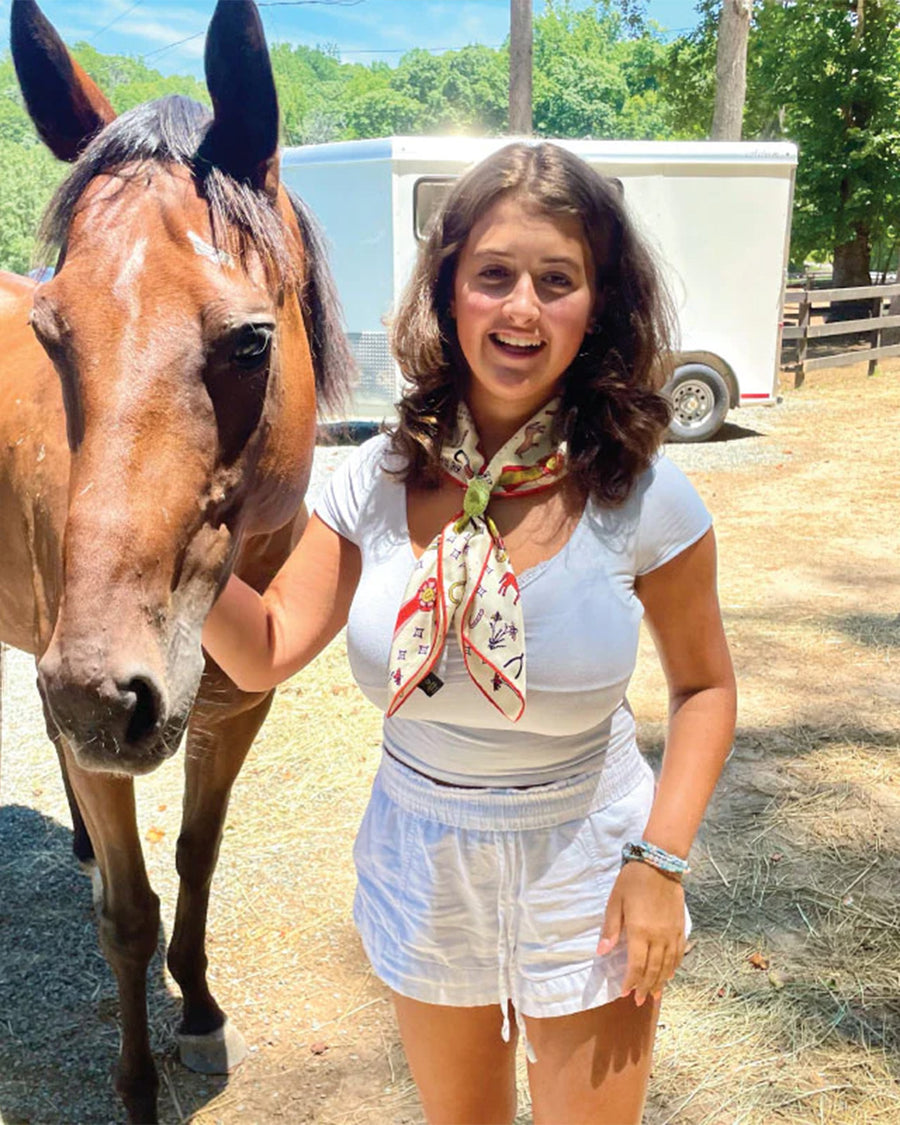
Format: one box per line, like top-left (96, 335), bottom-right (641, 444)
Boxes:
top-left (414, 177), bottom-right (456, 241)
top-left (414, 173), bottom-right (622, 241)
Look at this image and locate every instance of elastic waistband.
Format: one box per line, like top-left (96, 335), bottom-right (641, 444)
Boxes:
top-left (375, 742), bottom-right (650, 832)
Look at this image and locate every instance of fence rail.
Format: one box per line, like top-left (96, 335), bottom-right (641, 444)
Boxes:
top-left (782, 281), bottom-right (900, 386)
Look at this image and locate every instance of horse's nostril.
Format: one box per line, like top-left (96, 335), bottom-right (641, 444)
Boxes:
top-left (122, 676), bottom-right (161, 745)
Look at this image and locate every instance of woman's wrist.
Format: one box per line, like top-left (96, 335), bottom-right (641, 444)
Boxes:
top-left (621, 839), bottom-right (690, 881)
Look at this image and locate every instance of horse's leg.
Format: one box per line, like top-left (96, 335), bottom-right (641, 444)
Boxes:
top-left (0, 642), bottom-right (4, 778)
top-left (54, 740), bottom-right (96, 865)
top-left (62, 741), bottom-right (161, 1124)
top-left (166, 687), bottom-right (274, 1074)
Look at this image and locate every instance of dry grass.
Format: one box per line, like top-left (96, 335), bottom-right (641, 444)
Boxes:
top-left (1, 361), bottom-right (899, 1123)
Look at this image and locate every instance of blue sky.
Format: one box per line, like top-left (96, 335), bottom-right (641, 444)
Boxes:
top-left (0, 1), bottom-right (702, 75)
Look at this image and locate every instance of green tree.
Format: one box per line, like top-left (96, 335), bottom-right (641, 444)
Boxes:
top-left (0, 56), bottom-right (66, 272)
top-left (754, 0), bottom-right (900, 284)
top-left (0, 138), bottom-right (65, 273)
top-left (532, 0), bottom-right (674, 139)
top-left (270, 41), bottom-right (348, 144)
top-left (71, 44), bottom-right (208, 112)
top-left (661, 0), bottom-right (900, 281)
top-left (345, 45), bottom-right (508, 138)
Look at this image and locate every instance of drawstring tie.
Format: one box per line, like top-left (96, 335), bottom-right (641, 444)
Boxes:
top-left (496, 834), bottom-right (537, 1064)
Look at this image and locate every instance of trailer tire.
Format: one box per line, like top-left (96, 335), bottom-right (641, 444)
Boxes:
top-left (666, 364), bottom-right (730, 443)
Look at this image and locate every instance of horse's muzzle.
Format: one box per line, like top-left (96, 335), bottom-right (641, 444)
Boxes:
top-left (37, 652), bottom-right (181, 775)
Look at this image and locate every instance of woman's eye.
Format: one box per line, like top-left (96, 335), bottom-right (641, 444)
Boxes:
top-left (232, 324), bottom-right (273, 369)
top-left (543, 273), bottom-right (573, 289)
top-left (479, 266), bottom-right (508, 282)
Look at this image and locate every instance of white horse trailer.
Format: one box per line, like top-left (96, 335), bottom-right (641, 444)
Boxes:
top-left (281, 136), bottom-right (797, 441)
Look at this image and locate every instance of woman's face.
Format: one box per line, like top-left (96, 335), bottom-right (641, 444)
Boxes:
top-left (451, 195), bottom-right (596, 426)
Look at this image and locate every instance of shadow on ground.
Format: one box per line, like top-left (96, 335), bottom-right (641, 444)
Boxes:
top-left (0, 805), bottom-right (230, 1124)
top-left (666, 419), bottom-right (765, 446)
top-left (834, 611), bottom-right (900, 650)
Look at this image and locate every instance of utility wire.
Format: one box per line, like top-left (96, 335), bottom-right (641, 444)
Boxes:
top-left (340, 43), bottom-right (504, 54)
top-left (138, 1), bottom-right (694, 68)
top-left (142, 31), bottom-right (205, 61)
top-left (90, 0), bottom-right (143, 43)
top-left (141, 0), bottom-right (368, 60)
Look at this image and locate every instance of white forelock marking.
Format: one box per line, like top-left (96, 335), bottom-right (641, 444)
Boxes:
top-left (187, 230), bottom-right (234, 268)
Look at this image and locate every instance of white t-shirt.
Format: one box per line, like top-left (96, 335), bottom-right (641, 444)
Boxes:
top-left (315, 434), bottom-right (711, 786)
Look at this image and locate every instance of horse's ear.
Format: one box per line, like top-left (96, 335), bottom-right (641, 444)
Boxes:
top-left (10, 0), bottom-right (116, 162)
top-left (197, 0), bottom-right (280, 199)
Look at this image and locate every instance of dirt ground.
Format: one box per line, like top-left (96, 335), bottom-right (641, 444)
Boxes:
top-left (1, 361), bottom-right (898, 1124)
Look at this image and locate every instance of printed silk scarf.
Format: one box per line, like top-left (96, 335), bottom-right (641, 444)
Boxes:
top-left (387, 398), bottom-right (567, 722)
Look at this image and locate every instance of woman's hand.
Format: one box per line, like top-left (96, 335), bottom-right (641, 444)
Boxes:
top-left (596, 860), bottom-right (686, 1006)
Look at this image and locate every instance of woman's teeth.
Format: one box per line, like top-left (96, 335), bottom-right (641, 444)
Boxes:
top-left (492, 333), bottom-right (543, 351)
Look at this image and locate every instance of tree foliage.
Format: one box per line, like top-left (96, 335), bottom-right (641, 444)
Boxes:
top-left (533, 0), bottom-right (672, 139)
top-left (661, 0), bottom-right (900, 275)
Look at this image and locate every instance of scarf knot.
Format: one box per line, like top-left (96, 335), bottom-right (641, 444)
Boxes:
top-left (457, 473), bottom-right (493, 528)
top-left (387, 399), bottom-right (566, 722)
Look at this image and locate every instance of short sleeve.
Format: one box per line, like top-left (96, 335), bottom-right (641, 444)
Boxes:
top-left (314, 434), bottom-right (389, 545)
top-left (634, 455), bottom-right (712, 576)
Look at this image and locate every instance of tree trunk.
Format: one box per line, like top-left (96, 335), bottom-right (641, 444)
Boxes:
top-left (832, 225), bottom-right (872, 288)
top-left (711, 0), bottom-right (753, 140)
top-left (830, 223), bottom-right (873, 322)
top-left (509, 0), bottom-right (533, 134)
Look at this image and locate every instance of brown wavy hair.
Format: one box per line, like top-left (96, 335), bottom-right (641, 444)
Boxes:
top-left (388, 141), bottom-right (675, 505)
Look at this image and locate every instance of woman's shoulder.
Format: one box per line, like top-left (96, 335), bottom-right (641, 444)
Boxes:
top-left (581, 452), bottom-right (711, 574)
top-left (632, 452), bottom-right (712, 574)
top-left (638, 451), bottom-right (702, 502)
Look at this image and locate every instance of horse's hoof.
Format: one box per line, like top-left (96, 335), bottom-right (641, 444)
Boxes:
top-left (177, 1019), bottom-right (248, 1074)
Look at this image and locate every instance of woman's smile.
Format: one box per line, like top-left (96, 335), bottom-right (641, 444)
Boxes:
top-left (489, 331), bottom-right (547, 358)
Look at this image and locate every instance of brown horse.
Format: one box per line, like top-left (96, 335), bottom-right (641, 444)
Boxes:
top-left (0, 1), bottom-right (350, 1120)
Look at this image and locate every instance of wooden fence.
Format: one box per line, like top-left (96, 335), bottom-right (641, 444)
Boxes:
top-left (782, 281), bottom-right (900, 387)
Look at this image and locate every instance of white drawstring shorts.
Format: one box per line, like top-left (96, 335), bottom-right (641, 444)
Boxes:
top-left (353, 747), bottom-right (690, 1056)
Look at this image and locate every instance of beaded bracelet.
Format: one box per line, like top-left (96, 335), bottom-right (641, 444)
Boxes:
top-left (622, 840), bottom-right (690, 879)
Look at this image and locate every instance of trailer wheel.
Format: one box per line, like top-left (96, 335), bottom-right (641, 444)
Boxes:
top-left (667, 364), bottom-right (730, 443)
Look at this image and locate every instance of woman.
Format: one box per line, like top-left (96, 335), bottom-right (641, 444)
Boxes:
top-left (203, 142), bottom-right (736, 1124)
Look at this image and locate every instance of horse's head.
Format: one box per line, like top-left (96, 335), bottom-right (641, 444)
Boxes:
top-left (11, 0), bottom-right (349, 774)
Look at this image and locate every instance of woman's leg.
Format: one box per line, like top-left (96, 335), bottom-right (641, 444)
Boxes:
top-left (392, 991), bottom-right (519, 1125)
top-left (524, 995), bottom-right (660, 1125)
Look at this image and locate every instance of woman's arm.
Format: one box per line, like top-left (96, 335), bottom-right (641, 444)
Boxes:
top-left (636, 526), bottom-right (737, 855)
top-left (598, 527), bottom-right (736, 1004)
top-left (202, 513), bottom-right (362, 693)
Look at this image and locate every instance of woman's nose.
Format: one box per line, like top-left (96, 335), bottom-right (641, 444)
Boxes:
top-left (503, 274), bottom-right (540, 323)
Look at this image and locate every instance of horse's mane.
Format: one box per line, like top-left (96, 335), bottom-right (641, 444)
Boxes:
top-left (39, 94), bottom-right (351, 413)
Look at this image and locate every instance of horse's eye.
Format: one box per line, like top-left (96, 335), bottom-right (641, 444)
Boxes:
top-left (232, 324), bottom-right (273, 370)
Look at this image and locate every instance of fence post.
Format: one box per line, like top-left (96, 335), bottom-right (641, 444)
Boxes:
top-left (795, 290), bottom-right (811, 388)
top-left (868, 294), bottom-right (882, 376)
